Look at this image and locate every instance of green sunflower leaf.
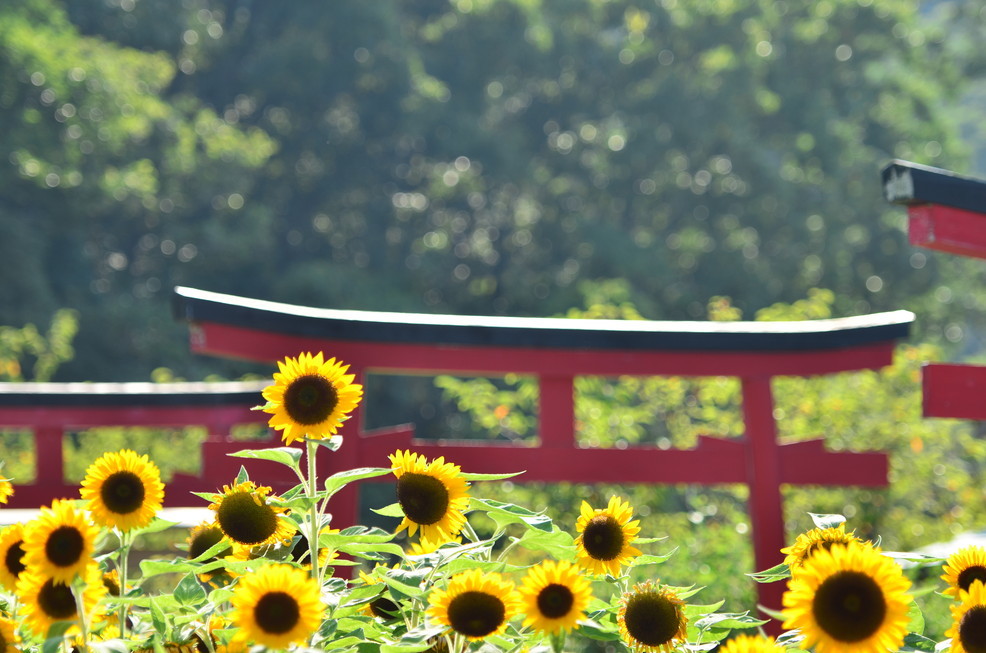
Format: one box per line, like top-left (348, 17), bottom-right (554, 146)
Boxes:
top-left (906, 599), bottom-right (925, 636)
top-left (228, 446), bottom-right (303, 469)
top-left (459, 471), bottom-right (525, 481)
top-left (628, 550), bottom-right (677, 568)
top-left (808, 512), bottom-right (846, 529)
top-left (131, 517), bottom-right (180, 537)
top-left (901, 633), bottom-right (938, 652)
top-left (234, 464), bottom-right (250, 484)
top-left (576, 617), bottom-right (621, 641)
top-left (148, 596), bottom-right (171, 640)
top-left (371, 502), bottom-right (406, 518)
top-left (173, 572), bottom-right (207, 606)
top-left (324, 467), bottom-right (392, 497)
top-left (42, 621), bottom-right (76, 653)
top-left (747, 562), bottom-right (790, 583)
top-left (516, 527), bottom-right (575, 559)
top-left (469, 497), bottom-right (552, 532)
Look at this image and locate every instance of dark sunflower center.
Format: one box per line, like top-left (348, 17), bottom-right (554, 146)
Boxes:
top-left (396, 473), bottom-right (450, 526)
top-left (4, 541), bottom-right (25, 576)
top-left (101, 471), bottom-right (146, 515)
top-left (370, 596), bottom-right (400, 619)
top-left (447, 590), bottom-right (506, 638)
top-left (960, 605), bottom-right (986, 653)
top-left (959, 567), bottom-right (986, 592)
top-left (812, 570), bottom-right (887, 642)
top-left (46, 526), bottom-right (85, 567)
top-left (254, 591), bottom-right (300, 634)
top-left (189, 527), bottom-right (231, 560)
top-left (537, 583), bottom-right (575, 619)
top-left (216, 492), bottom-right (278, 545)
top-left (623, 592), bottom-right (682, 647)
top-left (38, 579), bottom-right (78, 620)
top-left (284, 374), bottom-right (338, 426)
top-left (582, 515), bottom-right (624, 561)
top-left (290, 535), bottom-right (312, 564)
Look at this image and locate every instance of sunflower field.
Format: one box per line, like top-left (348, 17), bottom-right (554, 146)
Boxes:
top-left (0, 351), bottom-right (984, 653)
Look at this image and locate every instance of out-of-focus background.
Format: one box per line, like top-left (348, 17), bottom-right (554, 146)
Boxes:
top-left (3, 0), bottom-right (986, 635)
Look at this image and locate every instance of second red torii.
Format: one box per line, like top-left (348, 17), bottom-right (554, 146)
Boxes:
top-left (173, 285), bottom-right (912, 615)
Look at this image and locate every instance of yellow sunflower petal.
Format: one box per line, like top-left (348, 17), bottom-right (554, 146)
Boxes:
top-left (518, 560), bottom-right (593, 634)
top-left (22, 499), bottom-right (99, 584)
top-left (575, 495), bottom-right (642, 577)
top-left (943, 546), bottom-right (986, 599)
top-left (390, 450), bottom-right (470, 546)
top-left (426, 568), bottom-right (523, 641)
top-left (229, 563), bottom-right (324, 649)
top-left (262, 352), bottom-right (363, 445)
top-left (618, 581), bottom-right (688, 653)
top-left (80, 449), bottom-right (165, 531)
top-left (782, 541), bottom-right (912, 653)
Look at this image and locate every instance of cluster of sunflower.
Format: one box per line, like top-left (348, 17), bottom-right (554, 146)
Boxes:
top-left (758, 514), bottom-right (986, 653)
top-left (0, 350), bottom-right (975, 653)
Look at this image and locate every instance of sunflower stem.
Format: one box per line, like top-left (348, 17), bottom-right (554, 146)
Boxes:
top-left (117, 529), bottom-right (132, 638)
top-left (462, 519), bottom-right (480, 544)
top-left (305, 438), bottom-right (321, 584)
top-left (70, 574), bottom-right (91, 653)
top-left (550, 629), bottom-right (566, 653)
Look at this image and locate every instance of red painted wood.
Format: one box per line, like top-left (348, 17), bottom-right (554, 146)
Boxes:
top-left (908, 204), bottom-right (986, 260)
top-left (187, 322), bottom-right (899, 378)
top-left (922, 363), bottom-right (986, 420)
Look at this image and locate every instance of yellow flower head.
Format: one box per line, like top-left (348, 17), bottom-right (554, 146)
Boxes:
top-left (575, 496), bottom-right (642, 576)
top-left (80, 449), bottom-right (165, 531)
top-left (947, 579), bottom-right (986, 653)
top-left (718, 634), bottom-right (787, 653)
top-left (782, 522), bottom-right (860, 570)
top-left (262, 352), bottom-right (363, 444)
top-left (426, 568), bottom-right (523, 641)
top-left (0, 479), bottom-right (12, 506)
top-left (0, 615), bottom-right (19, 653)
top-left (782, 541), bottom-right (912, 653)
top-left (359, 566), bottom-right (402, 620)
top-left (618, 581), bottom-right (688, 653)
top-left (518, 559), bottom-right (593, 634)
top-left (943, 546), bottom-right (986, 599)
top-left (22, 499), bottom-right (99, 584)
top-left (207, 482), bottom-right (295, 548)
top-left (229, 563), bottom-right (324, 649)
top-left (17, 564), bottom-right (107, 638)
top-left (0, 523), bottom-right (26, 592)
top-left (389, 450), bottom-right (470, 545)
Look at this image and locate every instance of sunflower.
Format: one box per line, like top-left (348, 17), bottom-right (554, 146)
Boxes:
top-left (79, 449), bottom-right (165, 532)
top-left (426, 568), bottom-right (523, 641)
top-left (782, 523), bottom-right (861, 570)
top-left (406, 535), bottom-right (462, 556)
top-left (518, 559), bottom-right (592, 634)
top-left (207, 482), bottom-right (295, 548)
top-left (943, 546), bottom-right (986, 599)
top-left (947, 579), bottom-right (986, 653)
top-left (358, 567), bottom-right (401, 620)
top-left (262, 352), bottom-right (364, 444)
top-left (22, 499), bottom-right (99, 584)
top-left (618, 581), bottom-right (688, 653)
top-left (0, 523), bottom-right (26, 592)
top-left (718, 634), bottom-right (788, 653)
top-left (575, 496), bottom-right (642, 576)
top-left (782, 541), bottom-right (912, 653)
top-left (389, 450), bottom-right (470, 545)
top-left (229, 563), bottom-right (324, 649)
top-left (17, 565), bottom-right (107, 637)
top-left (0, 478), bottom-right (12, 506)
top-left (0, 615), bottom-right (19, 653)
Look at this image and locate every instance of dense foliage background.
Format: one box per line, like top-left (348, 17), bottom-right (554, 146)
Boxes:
top-left (4, 0), bottom-right (986, 637)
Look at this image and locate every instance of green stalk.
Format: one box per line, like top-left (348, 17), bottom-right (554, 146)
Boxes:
top-left (71, 574), bottom-right (91, 653)
top-left (305, 439), bottom-right (321, 584)
top-left (117, 529), bottom-right (132, 638)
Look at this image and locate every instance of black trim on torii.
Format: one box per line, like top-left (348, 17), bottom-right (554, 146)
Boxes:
top-left (172, 286), bottom-right (914, 353)
top-left (882, 159), bottom-right (986, 214)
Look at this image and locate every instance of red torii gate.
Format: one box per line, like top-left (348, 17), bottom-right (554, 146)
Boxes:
top-left (173, 285), bottom-right (912, 614)
top-left (882, 160), bottom-right (986, 421)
